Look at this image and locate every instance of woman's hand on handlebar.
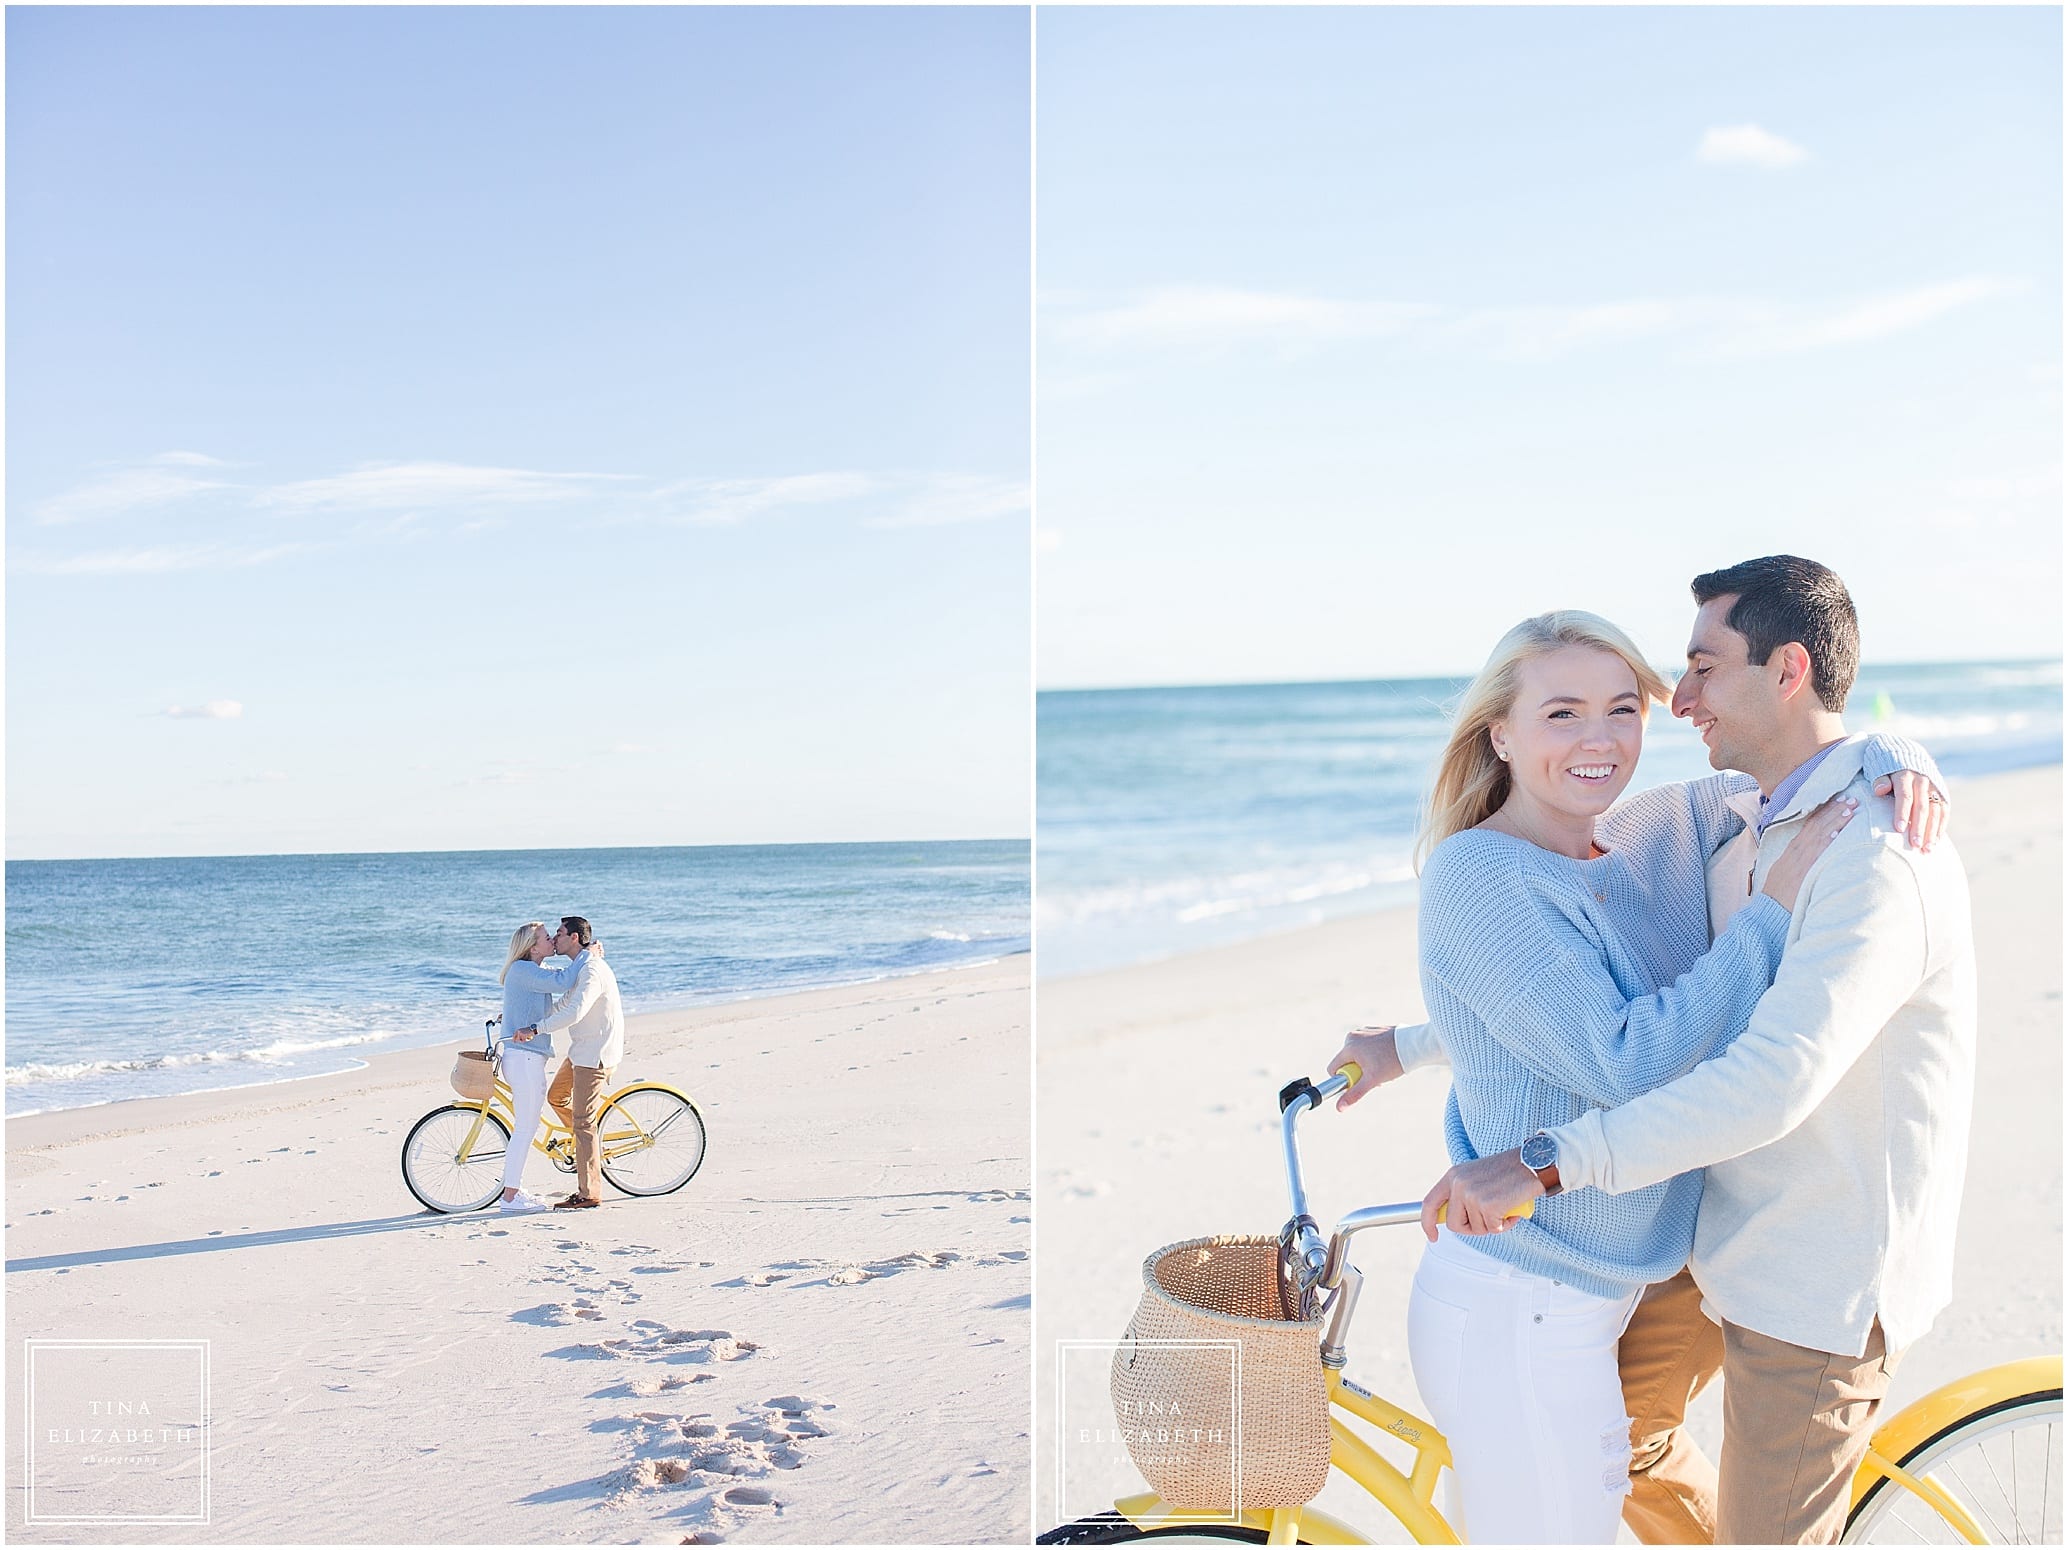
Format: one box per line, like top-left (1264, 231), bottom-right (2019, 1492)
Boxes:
top-left (1760, 793), bottom-right (1858, 911)
top-left (1329, 1026), bottom-right (1404, 1110)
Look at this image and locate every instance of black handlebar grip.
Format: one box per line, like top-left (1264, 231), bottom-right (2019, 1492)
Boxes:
top-left (1278, 1076), bottom-right (1318, 1113)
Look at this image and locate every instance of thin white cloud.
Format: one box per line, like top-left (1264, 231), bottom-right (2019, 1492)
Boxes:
top-left (165, 700), bottom-right (243, 720)
top-left (1698, 124), bottom-right (1810, 168)
top-left (256, 461), bottom-right (633, 514)
top-left (18, 541), bottom-right (321, 575)
top-left (1719, 277), bottom-right (2017, 356)
top-left (648, 471), bottom-right (884, 525)
top-left (36, 453), bottom-right (238, 525)
top-left (865, 474), bottom-right (1030, 530)
top-left (1064, 285), bottom-right (1434, 348)
top-left (26, 455), bottom-right (1027, 573)
top-left (1448, 300), bottom-right (1688, 360)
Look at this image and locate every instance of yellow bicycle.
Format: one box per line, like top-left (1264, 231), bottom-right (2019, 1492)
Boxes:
top-left (401, 1018), bottom-right (707, 1213)
top-left (1041, 1065), bottom-right (2061, 1546)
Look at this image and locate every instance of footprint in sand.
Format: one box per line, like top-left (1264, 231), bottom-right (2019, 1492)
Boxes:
top-left (549, 1327), bottom-right (763, 1365)
top-left (613, 1395), bottom-right (833, 1524)
top-left (512, 1303), bottom-right (583, 1327)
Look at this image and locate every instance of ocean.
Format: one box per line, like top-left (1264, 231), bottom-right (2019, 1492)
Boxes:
top-left (1037, 659), bottom-right (2062, 979)
top-left (5, 838), bottom-right (1029, 1115)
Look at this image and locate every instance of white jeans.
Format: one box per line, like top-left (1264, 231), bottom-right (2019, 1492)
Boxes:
top-left (1407, 1227), bottom-right (1641, 1544)
top-left (499, 1047), bottom-right (549, 1190)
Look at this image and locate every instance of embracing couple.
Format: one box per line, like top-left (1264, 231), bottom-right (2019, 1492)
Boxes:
top-left (1331, 555), bottom-right (1976, 1545)
top-left (495, 915), bottom-right (627, 1214)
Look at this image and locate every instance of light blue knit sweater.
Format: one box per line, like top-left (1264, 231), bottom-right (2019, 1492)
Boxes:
top-left (1419, 735), bottom-right (1934, 1298)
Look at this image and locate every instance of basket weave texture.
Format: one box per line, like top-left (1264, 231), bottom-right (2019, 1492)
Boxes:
top-left (1108, 1235), bottom-right (1329, 1510)
top-left (451, 1049), bottom-right (495, 1101)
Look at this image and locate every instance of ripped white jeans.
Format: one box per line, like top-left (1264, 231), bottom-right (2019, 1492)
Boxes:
top-left (1407, 1227), bottom-right (1641, 1544)
top-left (498, 1046), bottom-right (550, 1191)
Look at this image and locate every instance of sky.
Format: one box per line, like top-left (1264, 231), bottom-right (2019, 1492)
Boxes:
top-left (1036, 6), bottom-right (2063, 689)
top-left (7, 7), bottom-right (1032, 859)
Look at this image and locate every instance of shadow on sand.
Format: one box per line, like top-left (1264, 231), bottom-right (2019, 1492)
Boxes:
top-left (5, 1210), bottom-right (474, 1273)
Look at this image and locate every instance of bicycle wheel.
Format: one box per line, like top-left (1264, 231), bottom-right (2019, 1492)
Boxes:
top-left (402, 1105), bottom-right (512, 1214)
top-left (1843, 1390), bottom-right (2062, 1543)
top-left (1038, 1515), bottom-right (1291, 1545)
top-left (597, 1086), bottom-right (707, 1197)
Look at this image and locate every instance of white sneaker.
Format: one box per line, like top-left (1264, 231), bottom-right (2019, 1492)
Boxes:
top-left (500, 1190), bottom-right (551, 1214)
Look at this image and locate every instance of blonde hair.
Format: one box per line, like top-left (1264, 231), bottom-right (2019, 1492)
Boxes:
top-left (1415, 611), bottom-right (1671, 867)
top-left (499, 921), bottom-right (545, 985)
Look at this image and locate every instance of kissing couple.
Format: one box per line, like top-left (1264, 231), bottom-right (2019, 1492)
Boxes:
top-left (494, 914), bottom-right (627, 1214)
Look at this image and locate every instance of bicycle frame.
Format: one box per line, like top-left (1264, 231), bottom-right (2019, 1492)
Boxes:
top-left (447, 1055), bottom-right (681, 1171)
top-left (1104, 1363), bottom-right (1458, 1543)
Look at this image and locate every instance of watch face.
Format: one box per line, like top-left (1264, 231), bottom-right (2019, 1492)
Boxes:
top-left (1520, 1134), bottom-right (1555, 1172)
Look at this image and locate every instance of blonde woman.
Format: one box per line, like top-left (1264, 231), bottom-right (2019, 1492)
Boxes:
top-left (494, 921), bottom-right (585, 1214)
top-left (1324, 613), bottom-right (1941, 1544)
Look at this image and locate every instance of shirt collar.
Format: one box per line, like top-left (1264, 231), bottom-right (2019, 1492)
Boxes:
top-left (1755, 741), bottom-right (1844, 836)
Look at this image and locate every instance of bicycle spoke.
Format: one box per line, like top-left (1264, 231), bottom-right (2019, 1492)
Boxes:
top-left (2042, 1424), bottom-right (2053, 1542)
top-left (1946, 1454), bottom-right (2011, 1543)
top-left (2011, 1429), bottom-right (2020, 1545)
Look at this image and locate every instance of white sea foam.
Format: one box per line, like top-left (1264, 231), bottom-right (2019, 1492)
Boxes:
top-left (6, 1026), bottom-right (411, 1087)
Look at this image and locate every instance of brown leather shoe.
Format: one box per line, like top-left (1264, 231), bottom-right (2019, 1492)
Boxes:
top-left (552, 1194), bottom-right (601, 1210)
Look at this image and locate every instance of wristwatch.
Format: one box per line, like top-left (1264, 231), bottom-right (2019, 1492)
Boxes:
top-left (1518, 1131), bottom-right (1564, 1196)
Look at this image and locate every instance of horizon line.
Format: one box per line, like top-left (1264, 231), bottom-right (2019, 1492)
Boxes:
top-left (7, 834), bottom-right (1032, 868)
top-left (1036, 650), bottom-right (2063, 697)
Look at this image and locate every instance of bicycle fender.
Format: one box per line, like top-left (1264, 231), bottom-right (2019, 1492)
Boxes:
top-left (1848, 1354), bottom-right (2063, 1510)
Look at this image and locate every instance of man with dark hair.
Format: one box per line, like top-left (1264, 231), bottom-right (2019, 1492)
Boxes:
top-left (1690, 554), bottom-right (1862, 713)
top-left (516, 915), bottom-right (625, 1210)
top-left (1426, 556), bottom-right (1976, 1543)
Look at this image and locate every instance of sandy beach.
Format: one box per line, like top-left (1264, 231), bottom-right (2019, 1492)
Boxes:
top-left (7, 956), bottom-right (1031, 1545)
top-left (1034, 766), bottom-right (2062, 1540)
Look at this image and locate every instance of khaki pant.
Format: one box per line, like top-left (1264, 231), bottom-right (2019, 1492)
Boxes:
top-left (547, 1059), bottom-right (613, 1202)
top-left (1621, 1269), bottom-right (1901, 1545)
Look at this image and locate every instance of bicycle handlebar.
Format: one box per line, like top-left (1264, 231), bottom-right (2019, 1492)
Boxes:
top-left (1279, 1063), bottom-right (1535, 1291)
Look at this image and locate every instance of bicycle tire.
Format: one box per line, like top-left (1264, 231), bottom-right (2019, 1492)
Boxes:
top-left (402, 1104), bottom-right (512, 1214)
top-left (1843, 1388), bottom-right (2062, 1543)
top-left (597, 1086), bottom-right (707, 1197)
top-left (1037, 1516), bottom-right (1291, 1545)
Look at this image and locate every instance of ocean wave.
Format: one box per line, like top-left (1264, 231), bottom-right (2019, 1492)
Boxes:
top-left (1042, 858), bottom-right (1418, 928)
top-left (1869, 710), bottom-right (2057, 743)
top-left (5, 1026), bottom-right (413, 1087)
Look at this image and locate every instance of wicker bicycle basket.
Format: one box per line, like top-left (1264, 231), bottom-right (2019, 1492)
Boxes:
top-left (450, 1048), bottom-right (496, 1102)
top-left (1108, 1234), bottom-right (1330, 1511)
